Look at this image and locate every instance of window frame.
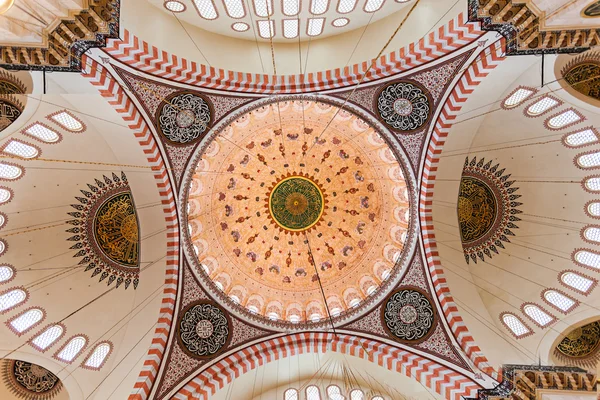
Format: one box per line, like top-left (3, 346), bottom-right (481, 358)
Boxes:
top-left (582, 175), bottom-right (600, 193)
top-left (520, 303), bottom-right (556, 329)
top-left (0, 161), bottom-right (24, 181)
top-left (499, 312), bottom-right (533, 339)
top-left (585, 200), bottom-right (600, 219)
top-left (524, 94), bottom-right (562, 117)
top-left (0, 264), bottom-right (15, 284)
top-left (5, 307), bottom-right (45, 336)
top-left (46, 110), bottom-right (86, 133)
top-left (81, 341), bottom-right (114, 371)
top-left (501, 86), bottom-right (537, 110)
top-left (21, 122), bottom-right (63, 144)
top-left (581, 225), bottom-right (600, 245)
top-left (53, 334), bottom-right (89, 364)
top-left (541, 289), bottom-right (579, 314)
top-left (28, 323), bottom-right (67, 353)
top-left (222, 0), bottom-right (247, 18)
top-left (0, 139), bottom-right (41, 160)
top-left (559, 270), bottom-right (597, 295)
top-left (575, 149), bottom-right (600, 170)
top-left (544, 108), bottom-right (585, 131)
top-left (572, 248), bottom-right (600, 271)
top-left (562, 126), bottom-right (599, 148)
top-left (0, 287), bottom-right (28, 314)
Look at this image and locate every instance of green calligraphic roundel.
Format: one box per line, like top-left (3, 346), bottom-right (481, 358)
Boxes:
top-left (269, 176), bottom-right (324, 232)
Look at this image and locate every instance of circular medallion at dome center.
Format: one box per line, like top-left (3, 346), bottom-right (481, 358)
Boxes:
top-left (268, 176), bottom-right (324, 232)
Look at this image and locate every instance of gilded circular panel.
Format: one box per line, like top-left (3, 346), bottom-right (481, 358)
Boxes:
top-left (177, 302), bottom-right (231, 358)
top-left (157, 92), bottom-right (212, 144)
top-left (183, 96), bottom-right (416, 328)
top-left (376, 80), bottom-right (432, 133)
top-left (382, 287), bottom-right (436, 343)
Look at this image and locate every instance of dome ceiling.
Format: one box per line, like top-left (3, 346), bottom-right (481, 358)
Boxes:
top-left (146, 0), bottom-right (412, 42)
top-left (185, 98), bottom-right (412, 324)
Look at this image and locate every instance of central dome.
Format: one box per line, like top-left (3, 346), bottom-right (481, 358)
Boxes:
top-left (185, 98), bottom-right (412, 325)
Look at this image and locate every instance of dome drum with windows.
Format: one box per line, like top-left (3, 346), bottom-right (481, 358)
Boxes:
top-left (185, 98), bottom-right (412, 325)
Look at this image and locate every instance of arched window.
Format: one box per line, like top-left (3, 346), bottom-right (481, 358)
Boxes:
top-left (563, 128), bottom-right (599, 147)
top-left (222, 0), bottom-right (245, 18)
top-left (282, 0), bottom-right (300, 15)
top-left (30, 324), bottom-right (65, 351)
top-left (8, 308), bottom-right (44, 335)
top-left (0, 162), bottom-right (23, 180)
top-left (283, 19), bottom-right (299, 39)
top-left (348, 298), bottom-right (360, 308)
top-left (327, 385), bottom-right (344, 400)
top-left (574, 250), bottom-right (600, 270)
top-left (583, 226), bottom-right (600, 244)
top-left (330, 307), bottom-right (341, 317)
top-left (0, 265), bottom-right (14, 283)
top-left (0, 187), bottom-right (11, 204)
top-left (364, 0), bottom-right (384, 12)
top-left (546, 109), bottom-right (582, 130)
top-left (55, 335), bottom-right (87, 362)
top-left (337, 0), bottom-right (357, 13)
top-left (48, 111), bottom-right (84, 132)
top-left (253, 0), bottom-right (273, 16)
top-left (351, 389), bottom-right (365, 400)
top-left (284, 388), bottom-right (299, 400)
top-left (587, 201), bottom-right (600, 217)
top-left (584, 177), bottom-right (600, 192)
top-left (500, 313), bottom-right (531, 338)
top-left (502, 87), bottom-right (536, 109)
top-left (0, 288), bottom-right (27, 312)
top-left (560, 271), bottom-right (595, 294)
top-left (306, 385), bottom-right (322, 400)
top-left (307, 18), bottom-right (325, 36)
top-left (522, 304), bottom-right (554, 327)
top-left (23, 123), bottom-right (61, 143)
top-left (543, 290), bottom-right (577, 313)
top-left (526, 96), bottom-right (560, 116)
top-left (372, 397), bottom-right (384, 400)
top-left (83, 342), bottom-right (112, 370)
top-left (258, 20), bottom-right (275, 38)
top-left (577, 151), bottom-right (600, 169)
top-left (2, 140), bottom-right (39, 159)
top-left (310, 0), bottom-right (328, 14)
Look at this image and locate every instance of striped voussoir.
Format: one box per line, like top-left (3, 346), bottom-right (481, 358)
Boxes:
top-left (419, 39), bottom-right (506, 382)
top-left (81, 55), bottom-right (180, 400)
top-left (172, 332), bottom-right (481, 400)
top-left (103, 13), bottom-right (482, 94)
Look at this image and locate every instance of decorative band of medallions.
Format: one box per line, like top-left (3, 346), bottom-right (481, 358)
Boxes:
top-left (265, 172), bottom-right (328, 235)
top-left (176, 301), bottom-right (232, 359)
top-left (381, 286), bottom-right (437, 344)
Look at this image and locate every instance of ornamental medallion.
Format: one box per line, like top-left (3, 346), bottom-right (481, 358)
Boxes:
top-left (557, 320), bottom-right (600, 358)
top-left (2, 359), bottom-right (63, 400)
top-left (66, 172), bottom-right (140, 289)
top-left (178, 302), bottom-right (230, 358)
top-left (383, 288), bottom-right (436, 343)
top-left (158, 92), bottom-right (212, 144)
top-left (457, 157), bottom-right (522, 264)
top-left (377, 81), bottom-right (431, 132)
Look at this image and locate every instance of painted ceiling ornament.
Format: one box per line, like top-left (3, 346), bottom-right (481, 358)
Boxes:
top-left (382, 287), bottom-right (436, 343)
top-left (157, 91), bottom-right (212, 144)
top-left (583, 0), bottom-right (600, 17)
top-left (457, 157), bottom-right (522, 264)
top-left (561, 52), bottom-right (600, 101)
top-left (0, 96), bottom-right (23, 133)
top-left (1, 359), bottom-right (63, 400)
top-left (376, 80), bottom-right (431, 132)
top-left (184, 97), bottom-right (416, 326)
top-left (556, 320), bottom-right (600, 358)
top-left (177, 302), bottom-right (231, 358)
top-left (66, 172), bottom-right (140, 289)
top-left (266, 172), bottom-right (328, 234)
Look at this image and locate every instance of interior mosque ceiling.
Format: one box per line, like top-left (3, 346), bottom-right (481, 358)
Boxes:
top-left (0, 0), bottom-right (599, 399)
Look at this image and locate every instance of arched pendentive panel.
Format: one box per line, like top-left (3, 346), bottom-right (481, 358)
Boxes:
top-left (171, 333), bottom-right (480, 400)
top-left (418, 39), bottom-right (505, 381)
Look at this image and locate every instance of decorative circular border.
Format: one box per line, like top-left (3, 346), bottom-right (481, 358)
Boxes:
top-left (373, 79), bottom-right (434, 134)
top-left (178, 94), bottom-right (419, 332)
top-left (155, 91), bottom-right (214, 146)
top-left (176, 301), bottom-right (232, 359)
top-left (380, 286), bottom-right (437, 344)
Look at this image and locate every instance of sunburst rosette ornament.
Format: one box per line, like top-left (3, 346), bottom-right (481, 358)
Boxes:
top-left (457, 157), bottom-right (522, 263)
top-left (66, 172), bottom-right (140, 289)
top-left (265, 172), bottom-right (328, 235)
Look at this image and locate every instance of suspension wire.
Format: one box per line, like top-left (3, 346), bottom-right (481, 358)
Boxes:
top-left (170, 12), bottom-right (211, 66)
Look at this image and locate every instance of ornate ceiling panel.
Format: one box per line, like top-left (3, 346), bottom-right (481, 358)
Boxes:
top-left (1, 359), bottom-right (63, 400)
top-left (0, 0), bottom-right (120, 71)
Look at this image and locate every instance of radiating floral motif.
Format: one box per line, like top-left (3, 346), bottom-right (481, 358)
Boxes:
top-left (2, 359), bottom-right (62, 400)
top-left (377, 81), bottom-right (431, 132)
top-left (457, 157), bottom-right (522, 263)
top-left (66, 172), bottom-right (140, 289)
top-left (178, 302), bottom-right (230, 358)
top-left (383, 288), bottom-right (435, 342)
top-left (158, 92), bottom-right (211, 144)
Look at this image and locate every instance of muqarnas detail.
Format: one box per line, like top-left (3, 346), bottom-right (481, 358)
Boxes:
top-left (66, 172), bottom-right (140, 289)
top-left (457, 157), bottom-right (522, 263)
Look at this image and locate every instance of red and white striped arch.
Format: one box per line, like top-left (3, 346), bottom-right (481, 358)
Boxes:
top-left (103, 13), bottom-right (483, 94)
top-left (81, 55), bottom-right (180, 400)
top-left (172, 332), bottom-right (481, 400)
top-left (419, 39), bottom-right (505, 382)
